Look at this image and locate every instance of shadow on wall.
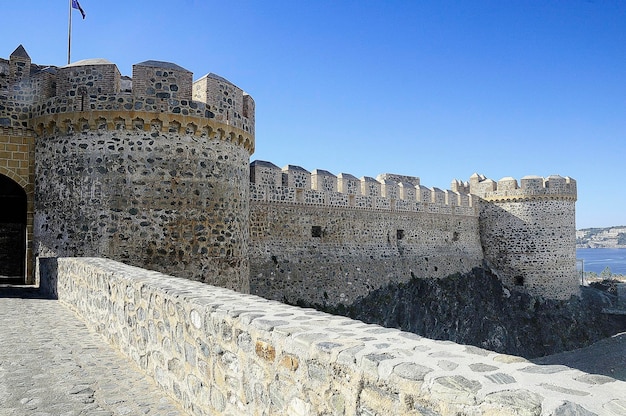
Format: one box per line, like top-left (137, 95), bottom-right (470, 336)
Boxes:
top-left (479, 203), bottom-right (530, 290)
top-left (478, 199), bottom-right (577, 300)
top-left (37, 257), bottom-right (59, 299)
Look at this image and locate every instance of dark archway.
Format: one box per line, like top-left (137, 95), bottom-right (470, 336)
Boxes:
top-left (0, 174), bottom-right (27, 283)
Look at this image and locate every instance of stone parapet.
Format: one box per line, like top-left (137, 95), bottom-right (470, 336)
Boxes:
top-left (469, 174), bottom-right (577, 202)
top-left (250, 184), bottom-right (476, 216)
top-left (0, 49), bottom-right (255, 138)
top-left (52, 257), bottom-right (626, 416)
top-left (0, 98), bottom-right (32, 129)
top-left (250, 160), bottom-right (477, 216)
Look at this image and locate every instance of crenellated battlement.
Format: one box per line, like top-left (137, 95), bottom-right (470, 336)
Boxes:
top-left (0, 46), bottom-right (255, 149)
top-left (250, 160), bottom-right (477, 216)
top-left (467, 173), bottom-right (577, 202)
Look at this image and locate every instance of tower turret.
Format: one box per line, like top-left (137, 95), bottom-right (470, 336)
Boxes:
top-left (471, 174), bottom-right (578, 299)
top-left (33, 58), bottom-right (255, 292)
top-left (9, 45), bottom-right (30, 84)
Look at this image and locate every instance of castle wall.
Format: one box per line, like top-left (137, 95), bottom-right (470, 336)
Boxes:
top-left (0, 60), bottom-right (37, 129)
top-left (0, 58), bottom-right (10, 85)
top-left (0, 48), bottom-right (38, 282)
top-left (248, 165), bottom-right (482, 305)
top-left (250, 202), bottom-right (482, 306)
top-left (47, 257), bottom-right (625, 416)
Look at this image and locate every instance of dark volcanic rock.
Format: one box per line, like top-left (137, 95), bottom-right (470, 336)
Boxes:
top-left (298, 268), bottom-right (626, 359)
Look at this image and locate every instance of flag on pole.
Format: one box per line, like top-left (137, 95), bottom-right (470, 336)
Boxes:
top-left (72, 0), bottom-right (86, 19)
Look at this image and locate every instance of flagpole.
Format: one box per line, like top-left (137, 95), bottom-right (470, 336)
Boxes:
top-left (67, 0), bottom-right (72, 65)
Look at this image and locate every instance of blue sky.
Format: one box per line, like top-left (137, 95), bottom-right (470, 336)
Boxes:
top-left (2, 1), bottom-right (625, 229)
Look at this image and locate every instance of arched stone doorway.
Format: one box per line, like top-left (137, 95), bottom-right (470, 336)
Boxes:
top-left (0, 174), bottom-right (27, 283)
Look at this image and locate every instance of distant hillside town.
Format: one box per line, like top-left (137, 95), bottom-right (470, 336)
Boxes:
top-left (577, 226), bottom-right (626, 248)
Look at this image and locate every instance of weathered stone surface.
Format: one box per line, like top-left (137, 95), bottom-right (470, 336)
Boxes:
top-left (0, 47), bottom-right (255, 290)
top-left (574, 374), bottom-right (616, 385)
top-left (393, 362), bottom-right (432, 381)
top-left (14, 257), bottom-right (626, 415)
top-left (540, 383), bottom-right (590, 396)
top-left (485, 372), bottom-right (516, 385)
top-left (552, 401), bottom-right (597, 416)
top-left (483, 389), bottom-right (543, 416)
top-left (521, 365), bottom-right (569, 374)
top-left (437, 360), bottom-right (459, 371)
top-left (249, 202), bottom-right (483, 306)
top-left (469, 363), bottom-right (499, 372)
top-left (34, 128), bottom-right (251, 292)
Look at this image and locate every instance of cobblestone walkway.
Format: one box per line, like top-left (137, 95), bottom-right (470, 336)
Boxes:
top-left (0, 286), bottom-right (186, 416)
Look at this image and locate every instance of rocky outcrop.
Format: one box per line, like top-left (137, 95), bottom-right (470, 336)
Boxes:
top-left (300, 268), bottom-right (626, 359)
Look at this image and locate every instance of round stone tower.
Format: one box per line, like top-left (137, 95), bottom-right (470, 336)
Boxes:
top-left (32, 59), bottom-right (255, 292)
top-left (470, 174), bottom-right (579, 300)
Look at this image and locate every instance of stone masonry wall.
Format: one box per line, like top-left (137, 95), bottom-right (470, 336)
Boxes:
top-left (50, 257), bottom-right (626, 416)
top-left (2, 46), bottom-right (256, 290)
top-left (479, 199), bottom-right (578, 300)
top-left (472, 175), bottom-right (579, 300)
top-left (0, 54), bottom-right (37, 129)
top-left (57, 61), bottom-right (121, 99)
top-left (34, 127), bottom-right (251, 291)
top-left (0, 55), bottom-right (35, 281)
top-left (193, 74), bottom-right (243, 122)
top-left (133, 62), bottom-right (192, 100)
top-left (1, 45), bottom-right (582, 300)
top-left (250, 202), bottom-right (483, 306)
top-left (249, 162), bottom-right (482, 306)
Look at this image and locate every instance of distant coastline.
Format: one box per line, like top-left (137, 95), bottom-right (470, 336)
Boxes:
top-left (576, 226), bottom-right (626, 249)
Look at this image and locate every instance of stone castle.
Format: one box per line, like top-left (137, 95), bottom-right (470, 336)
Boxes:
top-left (0, 45), bottom-right (579, 302)
top-left (6, 44), bottom-right (616, 416)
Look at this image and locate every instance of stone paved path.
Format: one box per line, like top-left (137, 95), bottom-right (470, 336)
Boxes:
top-left (0, 286), bottom-right (186, 416)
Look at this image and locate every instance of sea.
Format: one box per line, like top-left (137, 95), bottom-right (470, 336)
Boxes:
top-left (576, 248), bottom-right (626, 275)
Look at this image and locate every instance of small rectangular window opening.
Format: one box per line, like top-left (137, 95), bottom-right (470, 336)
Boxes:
top-left (311, 226), bottom-right (322, 238)
top-left (397, 229), bottom-right (405, 240)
